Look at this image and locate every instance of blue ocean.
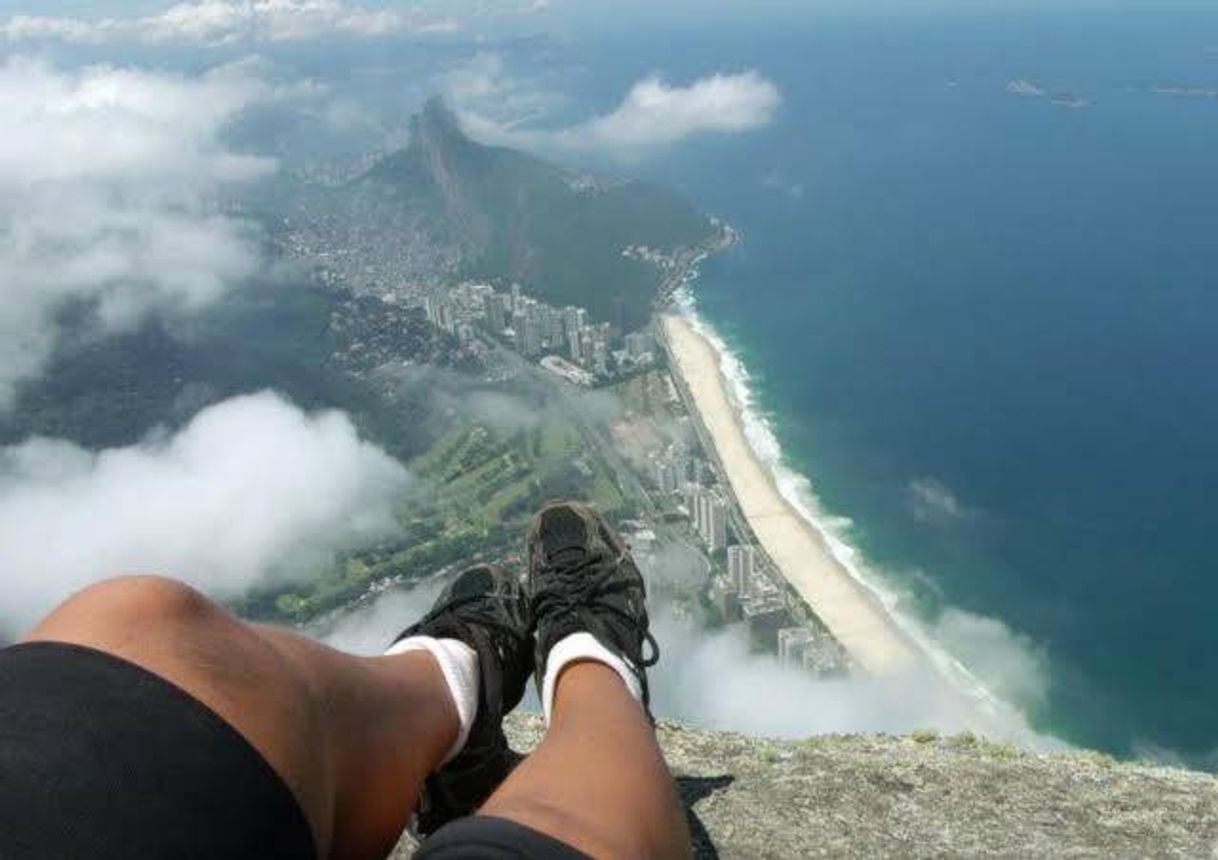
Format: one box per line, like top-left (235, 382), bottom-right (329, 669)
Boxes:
top-left (570, 8), bottom-right (1218, 762)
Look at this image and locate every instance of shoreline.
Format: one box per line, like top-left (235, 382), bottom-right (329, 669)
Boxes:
top-left (660, 311), bottom-right (922, 675)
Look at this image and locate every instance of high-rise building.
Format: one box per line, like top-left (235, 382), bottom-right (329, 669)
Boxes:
top-left (624, 332), bottom-right (653, 359)
top-left (509, 308), bottom-right (527, 347)
top-left (742, 593), bottom-right (788, 650)
top-left (698, 492), bottom-right (728, 551)
top-left (710, 576), bottom-right (742, 623)
top-left (727, 545), bottom-right (756, 594)
top-left (429, 298), bottom-right (456, 334)
top-left (520, 300), bottom-right (543, 355)
top-left (590, 324), bottom-right (611, 375)
top-left (482, 293), bottom-right (505, 331)
top-left (670, 454), bottom-right (691, 485)
top-left (652, 455), bottom-right (680, 495)
top-left (546, 306), bottom-right (565, 350)
top-left (778, 627), bottom-right (818, 669)
top-left (684, 483), bottom-right (703, 532)
top-left (563, 306), bottom-right (586, 340)
top-left (564, 307), bottom-right (585, 362)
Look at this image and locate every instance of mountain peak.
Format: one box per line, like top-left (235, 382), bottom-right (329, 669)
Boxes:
top-left (411, 96), bottom-right (466, 148)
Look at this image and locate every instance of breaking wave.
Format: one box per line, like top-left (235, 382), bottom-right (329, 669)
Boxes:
top-left (671, 286), bottom-right (1053, 742)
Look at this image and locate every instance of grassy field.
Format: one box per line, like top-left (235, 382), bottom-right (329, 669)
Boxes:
top-left (241, 408), bottom-right (626, 623)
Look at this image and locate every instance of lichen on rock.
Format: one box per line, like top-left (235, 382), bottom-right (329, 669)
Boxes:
top-left (392, 713), bottom-right (1218, 858)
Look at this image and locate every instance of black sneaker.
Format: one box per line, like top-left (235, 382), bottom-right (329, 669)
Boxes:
top-left (390, 564), bottom-right (533, 835)
top-left (526, 501), bottom-right (659, 717)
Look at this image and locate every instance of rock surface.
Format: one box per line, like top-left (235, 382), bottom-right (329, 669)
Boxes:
top-left (392, 714), bottom-right (1218, 858)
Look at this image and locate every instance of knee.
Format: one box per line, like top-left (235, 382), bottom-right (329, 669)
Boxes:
top-left (34, 575), bottom-right (222, 639)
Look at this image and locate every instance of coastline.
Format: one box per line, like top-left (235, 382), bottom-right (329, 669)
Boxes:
top-left (660, 311), bottom-right (921, 676)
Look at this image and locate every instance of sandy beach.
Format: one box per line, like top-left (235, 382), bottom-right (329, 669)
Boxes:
top-left (662, 313), bottom-right (920, 675)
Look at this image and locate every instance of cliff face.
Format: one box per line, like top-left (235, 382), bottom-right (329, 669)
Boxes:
top-left (394, 714), bottom-right (1218, 858)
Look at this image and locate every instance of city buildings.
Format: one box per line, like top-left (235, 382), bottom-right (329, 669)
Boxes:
top-left (650, 445), bottom-right (692, 496)
top-left (778, 625), bottom-right (850, 674)
top-left (699, 491), bottom-right (728, 551)
top-left (728, 544), bottom-right (757, 595)
top-left (710, 576), bottom-right (743, 623)
top-left (778, 627), bottom-right (819, 668)
top-left (741, 591), bottom-right (788, 650)
top-left (684, 483), bottom-right (729, 551)
top-left (422, 281), bottom-right (657, 382)
top-left (652, 455), bottom-right (681, 495)
top-left (624, 331), bottom-right (654, 362)
top-left (684, 482), bottom-right (703, 533)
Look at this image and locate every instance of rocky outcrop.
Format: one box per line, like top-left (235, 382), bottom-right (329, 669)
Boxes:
top-left (393, 714), bottom-right (1218, 858)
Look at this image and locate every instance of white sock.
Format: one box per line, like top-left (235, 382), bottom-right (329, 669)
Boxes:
top-left (386, 636), bottom-right (479, 763)
top-left (540, 631), bottom-right (643, 725)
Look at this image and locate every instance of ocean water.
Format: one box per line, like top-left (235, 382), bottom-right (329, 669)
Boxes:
top-left (575, 9), bottom-right (1218, 762)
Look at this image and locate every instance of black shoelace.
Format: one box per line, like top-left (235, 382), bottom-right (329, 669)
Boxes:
top-left (409, 590), bottom-right (526, 658)
top-left (534, 550), bottom-right (660, 705)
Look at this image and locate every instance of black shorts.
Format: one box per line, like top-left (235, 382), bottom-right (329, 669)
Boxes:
top-left (0, 643), bottom-right (587, 859)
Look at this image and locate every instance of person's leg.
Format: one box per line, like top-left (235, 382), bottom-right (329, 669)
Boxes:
top-left (480, 661), bottom-right (690, 859)
top-left (438, 499), bottom-right (691, 860)
top-left (24, 575), bottom-right (458, 860)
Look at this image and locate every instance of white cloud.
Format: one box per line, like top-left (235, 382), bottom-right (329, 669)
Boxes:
top-left (439, 52), bottom-right (566, 129)
top-left (0, 57), bottom-right (277, 407)
top-left (647, 604), bottom-right (1056, 743)
top-left (1, 1), bottom-right (457, 47)
top-left (318, 577), bottom-right (448, 654)
top-left (763, 170), bottom-right (806, 200)
top-left (0, 391), bottom-right (410, 633)
top-left (931, 608), bottom-right (1049, 712)
top-left (324, 574), bottom-right (1059, 748)
top-left (908, 477), bottom-right (971, 523)
top-left (460, 71), bottom-right (781, 161)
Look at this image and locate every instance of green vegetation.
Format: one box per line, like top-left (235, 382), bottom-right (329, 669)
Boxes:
top-left (244, 408), bottom-right (627, 623)
top-left (356, 98), bottom-right (716, 330)
top-left (0, 283), bottom-right (462, 458)
top-left (4, 99), bottom-right (709, 627)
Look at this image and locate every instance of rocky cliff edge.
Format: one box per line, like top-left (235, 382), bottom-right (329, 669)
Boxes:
top-left (393, 713), bottom-right (1218, 858)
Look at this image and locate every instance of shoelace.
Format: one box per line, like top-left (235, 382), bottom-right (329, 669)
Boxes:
top-left (534, 550), bottom-right (660, 704)
top-left (408, 589), bottom-right (527, 658)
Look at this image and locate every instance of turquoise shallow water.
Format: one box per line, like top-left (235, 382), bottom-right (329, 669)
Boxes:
top-left (575, 10), bottom-right (1218, 762)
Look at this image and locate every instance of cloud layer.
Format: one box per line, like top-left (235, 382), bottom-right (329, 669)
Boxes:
top-left (460, 70), bottom-right (781, 160)
top-left (0, 391), bottom-right (410, 633)
top-left (324, 575), bottom-right (1057, 746)
top-left (2, 1), bottom-right (458, 46)
top-left (0, 58), bottom-right (275, 407)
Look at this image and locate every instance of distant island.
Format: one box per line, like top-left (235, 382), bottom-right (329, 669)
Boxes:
top-left (1149, 85), bottom-right (1218, 100)
top-left (1006, 78), bottom-right (1090, 108)
top-left (1006, 79), bottom-right (1047, 97)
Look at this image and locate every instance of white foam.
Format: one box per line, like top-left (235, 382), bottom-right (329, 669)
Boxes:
top-left (671, 286), bottom-right (1033, 730)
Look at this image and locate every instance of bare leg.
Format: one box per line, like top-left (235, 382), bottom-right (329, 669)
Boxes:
top-left (24, 576), bottom-right (457, 860)
top-left (481, 662), bottom-right (691, 860)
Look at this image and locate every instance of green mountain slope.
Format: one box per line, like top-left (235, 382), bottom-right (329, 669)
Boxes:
top-left (352, 98), bottom-right (717, 330)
